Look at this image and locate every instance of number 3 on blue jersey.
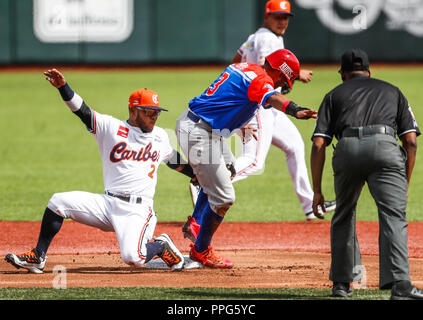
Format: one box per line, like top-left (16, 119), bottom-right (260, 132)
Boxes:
top-left (206, 72), bottom-right (229, 96)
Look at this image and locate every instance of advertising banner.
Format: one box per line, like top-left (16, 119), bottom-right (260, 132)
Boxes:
top-left (33, 0), bottom-right (134, 43)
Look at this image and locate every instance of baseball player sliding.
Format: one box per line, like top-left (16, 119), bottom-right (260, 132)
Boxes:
top-left (187, 0), bottom-right (335, 232)
top-left (5, 69), bottom-right (195, 273)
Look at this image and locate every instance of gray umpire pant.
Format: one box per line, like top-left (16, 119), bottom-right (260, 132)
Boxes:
top-left (330, 132), bottom-right (410, 289)
top-left (175, 109), bottom-right (235, 214)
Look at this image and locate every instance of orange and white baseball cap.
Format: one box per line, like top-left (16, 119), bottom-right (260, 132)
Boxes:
top-left (128, 88), bottom-right (168, 111)
top-left (265, 0), bottom-right (294, 16)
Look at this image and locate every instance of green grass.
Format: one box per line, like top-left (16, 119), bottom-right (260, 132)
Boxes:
top-left (1, 67), bottom-right (420, 302)
top-left (0, 66), bottom-right (422, 222)
top-left (0, 286), bottom-right (391, 300)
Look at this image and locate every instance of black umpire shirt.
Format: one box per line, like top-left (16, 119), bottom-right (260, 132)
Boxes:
top-left (313, 74), bottom-right (420, 144)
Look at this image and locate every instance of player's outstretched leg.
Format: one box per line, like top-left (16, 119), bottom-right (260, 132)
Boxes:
top-left (5, 249), bottom-right (47, 274)
top-left (4, 207), bottom-right (63, 274)
top-left (35, 207), bottom-right (64, 255)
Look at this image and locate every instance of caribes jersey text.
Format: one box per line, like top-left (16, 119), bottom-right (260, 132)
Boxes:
top-left (109, 142), bottom-right (160, 163)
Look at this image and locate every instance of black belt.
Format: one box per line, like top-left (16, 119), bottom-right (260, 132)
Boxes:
top-left (187, 110), bottom-right (201, 123)
top-left (106, 191), bottom-right (142, 204)
top-left (341, 125), bottom-right (395, 139)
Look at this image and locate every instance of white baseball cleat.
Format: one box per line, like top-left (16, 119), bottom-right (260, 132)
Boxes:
top-left (154, 234), bottom-right (185, 271)
top-left (145, 255), bottom-right (204, 270)
top-left (306, 200), bottom-right (336, 220)
top-left (5, 249), bottom-right (47, 274)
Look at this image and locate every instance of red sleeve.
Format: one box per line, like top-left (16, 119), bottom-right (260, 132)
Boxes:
top-left (247, 74), bottom-right (275, 104)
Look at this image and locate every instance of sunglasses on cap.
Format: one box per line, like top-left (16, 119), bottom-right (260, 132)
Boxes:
top-left (136, 107), bottom-right (161, 116)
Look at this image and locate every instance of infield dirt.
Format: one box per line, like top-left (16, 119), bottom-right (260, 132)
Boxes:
top-left (1, 221), bottom-right (423, 289)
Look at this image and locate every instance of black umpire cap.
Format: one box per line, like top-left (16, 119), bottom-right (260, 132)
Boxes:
top-left (339, 49), bottom-right (370, 72)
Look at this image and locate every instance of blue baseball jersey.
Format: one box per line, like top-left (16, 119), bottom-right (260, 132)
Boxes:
top-left (188, 63), bottom-right (278, 137)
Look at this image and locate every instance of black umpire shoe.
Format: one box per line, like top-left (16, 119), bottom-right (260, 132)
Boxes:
top-left (332, 282), bottom-right (353, 297)
top-left (390, 281), bottom-right (423, 300)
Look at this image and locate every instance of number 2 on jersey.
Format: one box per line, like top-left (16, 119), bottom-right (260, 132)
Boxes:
top-left (148, 164), bottom-right (156, 179)
top-left (206, 72), bottom-right (229, 96)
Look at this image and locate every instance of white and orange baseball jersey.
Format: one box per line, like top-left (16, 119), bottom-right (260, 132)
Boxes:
top-left (47, 90), bottom-right (174, 267)
top-left (94, 111), bottom-right (173, 199)
top-left (237, 27), bottom-right (285, 66)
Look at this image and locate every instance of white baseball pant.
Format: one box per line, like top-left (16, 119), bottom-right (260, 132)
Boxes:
top-left (176, 109), bottom-right (235, 215)
top-left (47, 191), bottom-right (157, 267)
top-left (233, 106), bottom-right (314, 214)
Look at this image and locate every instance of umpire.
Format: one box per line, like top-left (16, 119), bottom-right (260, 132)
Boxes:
top-left (311, 48), bottom-right (422, 300)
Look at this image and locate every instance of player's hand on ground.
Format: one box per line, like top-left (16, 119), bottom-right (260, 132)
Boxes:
top-left (44, 69), bottom-right (66, 88)
top-left (312, 192), bottom-right (325, 219)
top-left (296, 109), bottom-right (317, 119)
top-left (299, 69), bottom-right (313, 83)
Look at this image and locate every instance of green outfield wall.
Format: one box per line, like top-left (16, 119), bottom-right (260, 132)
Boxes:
top-left (1, 0), bottom-right (422, 64)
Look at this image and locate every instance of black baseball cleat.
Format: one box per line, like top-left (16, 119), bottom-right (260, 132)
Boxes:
top-left (390, 282), bottom-right (423, 300)
top-left (331, 282), bottom-right (353, 297)
top-left (154, 234), bottom-right (184, 271)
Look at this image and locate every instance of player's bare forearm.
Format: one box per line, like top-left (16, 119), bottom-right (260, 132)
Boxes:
top-left (267, 92), bottom-right (289, 109)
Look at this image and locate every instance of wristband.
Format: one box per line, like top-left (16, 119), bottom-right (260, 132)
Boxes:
top-left (179, 164), bottom-right (195, 179)
top-left (58, 83), bottom-right (74, 101)
top-left (282, 100), bottom-right (291, 113)
top-left (285, 101), bottom-right (310, 119)
top-left (58, 83), bottom-right (83, 112)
